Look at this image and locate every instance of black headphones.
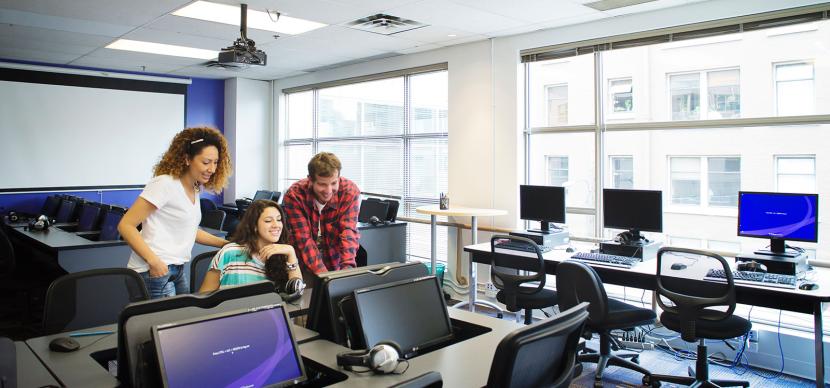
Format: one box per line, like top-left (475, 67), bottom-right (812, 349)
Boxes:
top-left (615, 231), bottom-right (648, 245)
top-left (8, 211), bottom-right (36, 223)
top-left (736, 260), bottom-right (767, 273)
top-left (27, 215), bottom-right (52, 231)
top-left (336, 340), bottom-right (407, 374)
top-left (369, 215), bottom-right (384, 226)
top-left (277, 277), bottom-right (305, 303)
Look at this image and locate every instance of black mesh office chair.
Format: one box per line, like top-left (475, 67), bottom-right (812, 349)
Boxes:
top-left (557, 260), bottom-right (655, 387)
top-left (200, 198), bottom-right (218, 214)
top-left (42, 268), bottom-right (149, 334)
top-left (485, 301), bottom-right (590, 388)
top-left (200, 209), bottom-right (226, 230)
top-left (490, 235), bottom-right (558, 324)
top-left (648, 247), bottom-right (751, 387)
top-left (190, 250), bottom-right (219, 293)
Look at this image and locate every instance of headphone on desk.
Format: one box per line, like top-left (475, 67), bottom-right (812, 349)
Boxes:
top-left (276, 277), bottom-right (305, 303)
top-left (27, 215), bottom-right (52, 231)
top-left (8, 211), bottom-right (30, 223)
top-left (336, 340), bottom-right (407, 374)
top-left (736, 260), bottom-right (767, 273)
top-left (615, 231), bottom-right (649, 245)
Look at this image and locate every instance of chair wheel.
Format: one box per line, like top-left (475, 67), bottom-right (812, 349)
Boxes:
top-left (642, 375), bottom-right (660, 387)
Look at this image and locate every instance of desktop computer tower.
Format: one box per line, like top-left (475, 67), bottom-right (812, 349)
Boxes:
top-left (599, 240), bottom-right (661, 260)
top-left (735, 252), bottom-right (808, 276)
top-left (509, 229), bottom-right (569, 248)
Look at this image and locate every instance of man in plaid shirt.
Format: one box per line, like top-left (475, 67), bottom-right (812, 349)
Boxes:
top-left (283, 152), bottom-right (360, 274)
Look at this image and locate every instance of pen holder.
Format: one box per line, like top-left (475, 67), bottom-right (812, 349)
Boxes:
top-left (439, 194), bottom-right (449, 210)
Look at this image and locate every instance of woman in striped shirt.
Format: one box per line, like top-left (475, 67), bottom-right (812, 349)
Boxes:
top-left (198, 199), bottom-right (302, 292)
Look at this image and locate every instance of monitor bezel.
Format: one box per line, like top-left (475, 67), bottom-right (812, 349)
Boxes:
top-left (737, 191), bottom-right (819, 243)
top-left (353, 276), bottom-right (453, 358)
top-left (151, 303), bottom-right (306, 388)
top-left (602, 188), bottom-right (664, 233)
top-left (519, 184), bottom-right (566, 224)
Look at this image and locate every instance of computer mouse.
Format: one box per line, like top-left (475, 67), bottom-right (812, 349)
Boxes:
top-left (49, 336), bottom-right (80, 352)
top-left (565, 247), bottom-right (575, 253)
top-left (799, 282), bottom-right (819, 291)
top-left (670, 263), bottom-right (687, 270)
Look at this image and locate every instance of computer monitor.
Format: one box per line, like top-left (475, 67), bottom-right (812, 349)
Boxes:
top-left (40, 195), bottom-right (62, 218)
top-left (99, 208), bottom-right (125, 241)
top-left (738, 191), bottom-right (818, 257)
top-left (55, 198), bottom-right (79, 223)
top-left (358, 199), bottom-right (390, 223)
top-left (603, 188), bottom-right (663, 244)
top-left (253, 190), bottom-right (273, 201)
top-left (305, 262), bottom-right (429, 347)
top-left (353, 276), bottom-right (453, 359)
top-left (152, 304), bottom-right (306, 388)
top-left (520, 185), bottom-right (565, 233)
top-left (77, 203), bottom-right (103, 232)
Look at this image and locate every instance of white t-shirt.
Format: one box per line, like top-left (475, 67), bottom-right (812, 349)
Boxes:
top-left (127, 175), bottom-right (201, 272)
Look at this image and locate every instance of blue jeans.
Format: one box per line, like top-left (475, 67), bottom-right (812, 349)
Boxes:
top-left (140, 264), bottom-right (188, 299)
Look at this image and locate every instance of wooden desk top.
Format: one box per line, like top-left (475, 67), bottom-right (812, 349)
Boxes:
top-left (416, 205), bottom-right (507, 217)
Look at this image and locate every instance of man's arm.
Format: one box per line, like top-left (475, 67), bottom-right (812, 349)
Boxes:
top-left (283, 188), bottom-right (327, 274)
top-left (334, 183), bottom-right (360, 269)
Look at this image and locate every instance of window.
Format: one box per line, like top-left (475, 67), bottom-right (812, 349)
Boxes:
top-left (670, 69), bottom-right (740, 120)
top-left (546, 156), bottom-right (568, 186)
top-left (667, 236), bottom-right (702, 248)
top-left (609, 78), bottom-right (633, 114)
top-left (708, 240), bottom-right (741, 253)
top-left (776, 155), bottom-right (816, 193)
top-left (610, 156), bottom-right (633, 189)
top-left (707, 157), bottom-right (740, 207)
top-left (669, 157), bottom-right (740, 207)
top-left (670, 157), bottom-right (701, 205)
top-left (776, 62), bottom-right (814, 116)
top-left (546, 84), bottom-right (568, 125)
top-left (284, 69), bottom-right (448, 262)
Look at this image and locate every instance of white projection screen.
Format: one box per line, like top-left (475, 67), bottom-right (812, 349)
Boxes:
top-left (0, 66), bottom-right (187, 191)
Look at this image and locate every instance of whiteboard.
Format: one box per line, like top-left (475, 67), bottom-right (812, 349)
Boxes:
top-left (0, 75), bottom-right (185, 190)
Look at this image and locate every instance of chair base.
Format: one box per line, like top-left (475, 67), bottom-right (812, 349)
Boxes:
top-left (579, 352), bottom-right (651, 386)
top-left (647, 342), bottom-right (749, 388)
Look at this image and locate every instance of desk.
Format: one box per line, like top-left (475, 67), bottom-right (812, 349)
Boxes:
top-left (16, 341), bottom-right (60, 387)
top-left (23, 307), bottom-right (519, 388)
top-left (357, 221), bottom-right (407, 265)
top-left (416, 205), bottom-right (506, 312)
top-left (8, 225), bottom-right (226, 273)
top-left (464, 242), bottom-right (830, 387)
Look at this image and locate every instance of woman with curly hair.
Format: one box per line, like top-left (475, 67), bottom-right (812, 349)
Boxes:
top-left (118, 126), bottom-right (232, 298)
top-left (198, 200), bottom-right (301, 293)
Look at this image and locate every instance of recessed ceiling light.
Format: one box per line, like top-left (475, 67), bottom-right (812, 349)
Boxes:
top-left (173, 1), bottom-right (327, 35)
top-left (106, 39), bottom-right (217, 60)
top-left (447, 34), bottom-right (457, 37)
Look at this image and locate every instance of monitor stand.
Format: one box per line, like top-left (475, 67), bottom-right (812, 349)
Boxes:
top-left (527, 221), bottom-right (561, 234)
top-left (754, 238), bottom-right (801, 258)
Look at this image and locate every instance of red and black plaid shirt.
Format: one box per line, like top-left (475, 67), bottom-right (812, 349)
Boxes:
top-left (282, 177), bottom-right (360, 274)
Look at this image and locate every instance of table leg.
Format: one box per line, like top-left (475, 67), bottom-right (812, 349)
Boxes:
top-left (430, 215), bottom-right (437, 276)
top-left (814, 302), bottom-right (824, 387)
top-left (469, 216), bottom-right (478, 312)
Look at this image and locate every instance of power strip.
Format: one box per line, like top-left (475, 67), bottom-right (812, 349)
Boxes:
top-left (619, 340), bottom-right (655, 350)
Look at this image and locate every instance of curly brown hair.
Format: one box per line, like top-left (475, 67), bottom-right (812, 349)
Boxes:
top-left (231, 200), bottom-right (291, 284)
top-left (153, 126), bottom-right (232, 193)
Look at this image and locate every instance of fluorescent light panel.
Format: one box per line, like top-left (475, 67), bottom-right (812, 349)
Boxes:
top-left (106, 39), bottom-right (217, 60)
top-left (173, 1), bottom-right (327, 35)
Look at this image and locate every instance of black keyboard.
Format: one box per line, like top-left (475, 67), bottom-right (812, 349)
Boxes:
top-left (569, 252), bottom-right (641, 268)
top-left (704, 269), bottom-right (796, 289)
top-left (494, 241), bottom-right (553, 253)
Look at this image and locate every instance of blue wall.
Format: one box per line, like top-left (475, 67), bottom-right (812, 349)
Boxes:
top-left (0, 61), bottom-right (226, 214)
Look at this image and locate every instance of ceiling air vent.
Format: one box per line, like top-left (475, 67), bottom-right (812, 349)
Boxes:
top-left (584, 0), bottom-right (657, 12)
top-left (346, 14), bottom-right (427, 35)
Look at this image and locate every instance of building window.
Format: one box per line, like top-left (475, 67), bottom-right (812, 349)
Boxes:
top-left (708, 240), bottom-right (741, 254)
top-left (776, 61), bottom-right (814, 116)
top-left (776, 155), bottom-right (816, 193)
top-left (670, 69), bottom-right (741, 120)
top-left (546, 156), bottom-right (568, 186)
top-left (670, 157), bottom-right (701, 205)
top-left (546, 84), bottom-right (568, 125)
top-left (610, 156), bottom-right (633, 189)
top-left (609, 78), bottom-right (633, 114)
top-left (670, 156), bottom-right (740, 207)
top-left (667, 236), bottom-right (703, 248)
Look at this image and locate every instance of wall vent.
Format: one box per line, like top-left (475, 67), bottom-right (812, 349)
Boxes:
top-left (346, 14), bottom-right (427, 35)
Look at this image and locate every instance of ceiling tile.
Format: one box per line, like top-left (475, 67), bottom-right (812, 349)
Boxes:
top-left (395, 43), bottom-right (442, 55)
top-left (122, 27), bottom-right (230, 51)
top-left (300, 26), bottom-right (421, 52)
top-left (0, 0), bottom-right (191, 27)
top-left (0, 8), bottom-right (132, 36)
top-left (79, 47), bottom-right (207, 66)
top-left (145, 15), bottom-right (279, 45)
top-left (386, 0), bottom-right (527, 35)
top-left (0, 46), bottom-right (80, 64)
top-left (205, 0), bottom-right (380, 26)
top-left (392, 25), bottom-right (478, 44)
top-left (448, 0), bottom-right (596, 24)
top-left (69, 56), bottom-right (186, 73)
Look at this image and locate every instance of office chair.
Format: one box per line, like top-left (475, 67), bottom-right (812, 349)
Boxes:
top-left (190, 250), bottom-right (219, 293)
top-left (0, 226), bottom-right (51, 327)
top-left (0, 337), bottom-right (14, 388)
top-left (556, 260), bottom-right (655, 387)
top-left (390, 371), bottom-right (443, 388)
top-left (42, 268), bottom-right (149, 334)
top-left (648, 247), bottom-right (751, 387)
top-left (200, 209), bottom-right (226, 230)
top-left (490, 235), bottom-right (558, 324)
top-left (485, 301), bottom-right (590, 388)
top-left (200, 198), bottom-right (218, 214)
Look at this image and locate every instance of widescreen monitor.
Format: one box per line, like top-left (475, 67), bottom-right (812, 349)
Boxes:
top-left (354, 276), bottom-right (453, 359)
top-left (603, 188), bottom-right (663, 243)
top-left (253, 190), bottom-right (273, 201)
top-left (519, 185), bottom-right (565, 232)
top-left (153, 304), bottom-right (305, 388)
top-left (99, 209), bottom-right (124, 241)
top-left (738, 191), bottom-right (818, 257)
top-left (77, 204), bottom-right (102, 232)
top-left (55, 198), bottom-right (79, 223)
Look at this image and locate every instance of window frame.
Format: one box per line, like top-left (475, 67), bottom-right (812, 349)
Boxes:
top-left (544, 83), bottom-right (569, 126)
top-left (667, 67), bottom-right (741, 121)
top-left (667, 155), bottom-right (741, 211)
top-left (608, 77), bottom-right (634, 118)
top-left (775, 154), bottom-right (817, 193)
top-left (774, 60), bottom-right (815, 116)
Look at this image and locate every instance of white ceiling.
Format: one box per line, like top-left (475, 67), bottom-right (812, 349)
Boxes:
top-left (0, 0), bottom-right (708, 80)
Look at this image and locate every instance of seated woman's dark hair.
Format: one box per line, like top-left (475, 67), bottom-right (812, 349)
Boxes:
top-left (230, 199), bottom-right (290, 283)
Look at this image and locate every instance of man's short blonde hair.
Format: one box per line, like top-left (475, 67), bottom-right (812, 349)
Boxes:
top-left (308, 152), bottom-right (341, 181)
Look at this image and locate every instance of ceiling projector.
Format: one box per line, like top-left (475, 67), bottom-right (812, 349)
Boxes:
top-left (218, 3), bottom-right (266, 68)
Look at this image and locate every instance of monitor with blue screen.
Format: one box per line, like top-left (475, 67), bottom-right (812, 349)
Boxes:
top-left (98, 210), bottom-right (123, 241)
top-left (738, 191), bottom-right (818, 257)
top-left (152, 304), bottom-right (306, 388)
top-left (77, 204), bottom-right (102, 232)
